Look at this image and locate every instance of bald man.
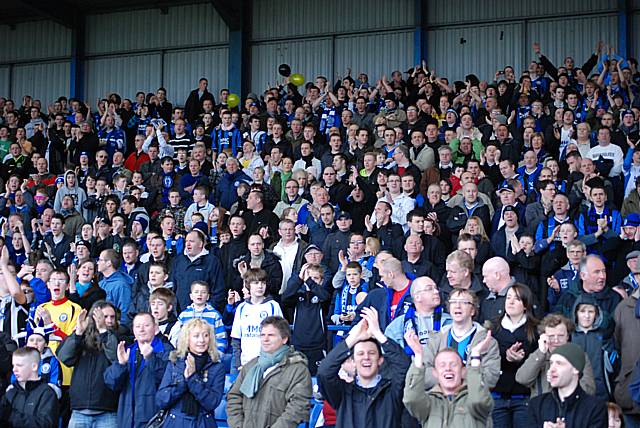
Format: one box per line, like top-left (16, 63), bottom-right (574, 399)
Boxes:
top-left (385, 276), bottom-right (452, 354)
top-left (353, 257), bottom-right (413, 329)
top-left (479, 257), bottom-right (541, 323)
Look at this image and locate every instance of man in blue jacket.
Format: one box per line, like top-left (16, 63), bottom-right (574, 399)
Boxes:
top-left (169, 226), bottom-right (225, 312)
top-left (104, 312), bottom-right (173, 428)
top-left (215, 157), bottom-right (250, 210)
top-left (98, 249), bottom-right (133, 323)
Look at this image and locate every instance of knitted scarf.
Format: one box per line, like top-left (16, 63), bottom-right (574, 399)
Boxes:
top-left (402, 305), bottom-right (443, 356)
top-left (586, 205), bottom-right (611, 235)
top-left (240, 345), bottom-right (290, 398)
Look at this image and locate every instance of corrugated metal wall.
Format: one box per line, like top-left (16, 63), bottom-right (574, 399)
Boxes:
top-left (527, 15), bottom-right (619, 74)
top-left (0, 20), bottom-right (71, 63)
top-left (251, 39), bottom-right (333, 93)
top-left (0, 20), bottom-right (71, 105)
top-left (11, 62), bottom-right (70, 106)
top-left (82, 3), bottom-right (229, 106)
top-left (427, 0), bottom-right (616, 26)
top-left (428, 23), bottom-right (524, 82)
top-left (252, 0), bottom-right (415, 41)
top-left (634, 12), bottom-right (640, 60)
top-left (163, 48), bottom-right (229, 106)
top-left (427, 5), bottom-right (620, 83)
top-left (85, 3), bottom-right (227, 55)
top-left (0, 67), bottom-right (10, 99)
top-left (85, 54), bottom-right (162, 104)
top-left (249, 0), bottom-right (415, 93)
top-left (334, 31), bottom-right (415, 83)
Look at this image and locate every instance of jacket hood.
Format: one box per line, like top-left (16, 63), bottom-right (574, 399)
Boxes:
top-left (64, 169), bottom-right (79, 189)
top-left (571, 293), bottom-right (605, 331)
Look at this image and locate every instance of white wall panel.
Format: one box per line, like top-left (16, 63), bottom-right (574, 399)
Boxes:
top-left (427, 0), bottom-right (615, 26)
top-left (11, 62), bottom-right (70, 107)
top-left (427, 23), bottom-right (524, 82)
top-left (0, 20), bottom-right (71, 63)
top-left (163, 48), bottom-right (228, 107)
top-left (252, 0), bottom-right (415, 40)
top-left (0, 67), bottom-right (10, 99)
top-left (527, 15), bottom-right (618, 76)
top-left (84, 54), bottom-right (161, 104)
top-left (86, 3), bottom-right (227, 55)
top-left (334, 31), bottom-right (414, 83)
top-left (250, 39), bottom-right (332, 95)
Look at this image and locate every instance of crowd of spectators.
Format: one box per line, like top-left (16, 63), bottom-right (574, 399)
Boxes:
top-left (0, 39), bottom-right (640, 428)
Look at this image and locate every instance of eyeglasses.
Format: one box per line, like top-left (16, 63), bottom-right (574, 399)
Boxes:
top-left (547, 334), bottom-right (566, 342)
top-left (448, 300), bottom-right (473, 306)
top-left (416, 287), bottom-right (438, 294)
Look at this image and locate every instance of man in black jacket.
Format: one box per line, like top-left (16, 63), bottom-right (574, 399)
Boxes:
top-left (317, 307), bottom-right (410, 428)
top-left (0, 346), bottom-right (59, 428)
top-left (184, 78), bottom-right (215, 124)
top-left (528, 342), bottom-right (607, 428)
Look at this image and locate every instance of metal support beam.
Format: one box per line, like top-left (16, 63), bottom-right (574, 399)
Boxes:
top-left (69, 16), bottom-right (85, 100)
top-left (414, 0), bottom-right (428, 65)
top-left (618, 0), bottom-right (632, 58)
top-left (212, 0), bottom-right (251, 97)
top-left (16, 0), bottom-right (78, 28)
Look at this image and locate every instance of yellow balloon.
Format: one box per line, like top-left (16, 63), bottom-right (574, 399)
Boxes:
top-left (290, 73), bottom-right (305, 86)
top-left (227, 93), bottom-right (240, 108)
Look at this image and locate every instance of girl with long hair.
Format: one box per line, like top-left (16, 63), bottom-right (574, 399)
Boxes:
top-left (490, 284), bottom-right (539, 428)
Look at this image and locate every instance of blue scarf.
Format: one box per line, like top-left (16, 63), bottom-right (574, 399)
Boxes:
top-left (586, 205), bottom-right (611, 235)
top-left (402, 305), bottom-right (443, 356)
top-left (339, 281), bottom-right (368, 315)
top-left (128, 336), bottom-right (164, 417)
top-left (447, 326), bottom-right (477, 364)
top-left (75, 281), bottom-right (91, 297)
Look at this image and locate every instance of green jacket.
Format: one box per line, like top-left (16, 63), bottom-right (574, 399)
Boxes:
top-left (423, 323), bottom-right (502, 390)
top-left (404, 363), bottom-right (493, 428)
top-left (226, 348), bottom-right (312, 428)
top-left (449, 138), bottom-right (483, 165)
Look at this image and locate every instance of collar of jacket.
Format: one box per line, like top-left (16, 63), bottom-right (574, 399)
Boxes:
top-left (551, 384), bottom-right (584, 411)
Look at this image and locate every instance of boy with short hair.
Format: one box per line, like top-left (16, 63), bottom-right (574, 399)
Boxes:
top-left (170, 281), bottom-right (226, 354)
top-left (19, 325), bottom-right (62, 396)
top-left (129, 262), bottom-right (171, 316)
top-left (571, 296), bottom-right (617, 399)
top-left (149, 288), bottom-right (178, 339)
top-left (165, 189), bottom-right (187, 233)
top-left (282, 263), bottom-right (332, 375)
top-left (331, 261), bottom-right (369, 326)
top-left (32, 270), bottom-right (81, 389)
top-left (230, 268), bottom-right (283, 369)
top-left (0, 346), bottom-right (60, 427)
top-left (184, 185), bottom-right (214, 230)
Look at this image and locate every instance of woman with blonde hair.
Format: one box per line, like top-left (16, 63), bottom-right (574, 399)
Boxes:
top-left (156, 318), bottom-right (225, 428)
top-left (462, 216), bottom-right (492, 265)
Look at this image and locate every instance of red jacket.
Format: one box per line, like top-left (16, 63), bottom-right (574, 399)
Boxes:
top-left (124, 151), bottom-right (150, 172)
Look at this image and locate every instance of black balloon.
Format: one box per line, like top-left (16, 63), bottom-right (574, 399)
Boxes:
top-left (278, 63), bottom-right (291, 77)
